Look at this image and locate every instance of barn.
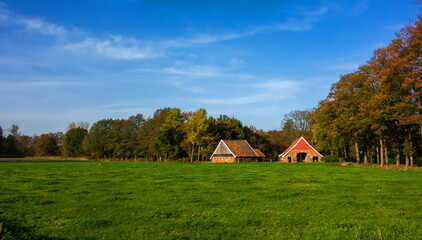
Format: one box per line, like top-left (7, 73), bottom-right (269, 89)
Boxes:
top-left (279, 137), bottom-right (323, 163)
top-left (210, 139), bottom-right (266, 163)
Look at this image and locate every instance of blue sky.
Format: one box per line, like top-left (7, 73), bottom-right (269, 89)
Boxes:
top-left (0, 0), bottom-right (420, 135)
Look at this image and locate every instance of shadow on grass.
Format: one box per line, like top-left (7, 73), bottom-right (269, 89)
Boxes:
top-left (0, 218), bottom-right (94, 240)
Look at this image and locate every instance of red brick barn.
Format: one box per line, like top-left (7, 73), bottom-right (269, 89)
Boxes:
top-left (210, 140), bottom-right (266, 163)
top-left (279, 137), bottom-right (323, 163)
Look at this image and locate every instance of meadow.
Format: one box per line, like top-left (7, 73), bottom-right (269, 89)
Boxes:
top-left (0, 162), bottom-right (421, 239)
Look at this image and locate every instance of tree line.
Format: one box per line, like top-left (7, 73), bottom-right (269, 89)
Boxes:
top-left (312, 15), bottom-right (422, 168)
top-left (0, 109), bottom-right (312, 162)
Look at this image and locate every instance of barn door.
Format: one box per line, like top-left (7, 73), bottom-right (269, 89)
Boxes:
top-left (297, 153), bottom-right (307, 162)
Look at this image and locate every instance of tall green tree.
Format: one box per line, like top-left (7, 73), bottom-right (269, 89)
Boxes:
top-left (86, 119), bottom-right (115, 159)
top-left (185, 108), bottom-right (213, 162)
top-left (137, 108), bottom-right (172, 161)
top-left (156, 108), bottom-right (184, 161)
top-left (64, 127), bottom-right (88, 157)
top-left (212, 115), bottom-right (245, 140)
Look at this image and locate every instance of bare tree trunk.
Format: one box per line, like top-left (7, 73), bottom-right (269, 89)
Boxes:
top-left (344, 147), bottom-right (347, 161)
top-left (407, 132), bottom-right (414, 168)
top-left (364, 148), bottom-right (368, 165)
top-left (396, 153), bottom-right (400, 167)
top-left (371, 146), bottom-right (374, 164)
top-left (190, 143), bottom-right (195, 163)
top-left (376, 145), bottom-right (379, 165)
top-left (380, 139), bottom-right (384, 167)
top-left (419, 101), bottom-right (422, 153)
top-left (405, 156), bottom-right (409, 169)
top-left (197, 146), bottom-right (200, 162)
top-left (354, 142), bottom-right (360, 164)
top-left (384, 141), bottom-right (388, 167)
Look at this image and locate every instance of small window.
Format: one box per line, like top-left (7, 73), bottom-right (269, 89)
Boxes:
top-left (230, 157), bottom-right (233, 160)
top-left (213, 157), bottom-right (216, 160)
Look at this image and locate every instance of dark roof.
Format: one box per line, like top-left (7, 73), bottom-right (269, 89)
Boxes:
top-left (223, 140), bottom-right (259, 157)
top-left (253, 149), bottom-right (266, 158)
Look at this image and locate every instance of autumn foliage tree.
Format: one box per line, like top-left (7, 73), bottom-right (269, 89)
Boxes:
top-left (34, 133), bottom-right (60, 156)
top-left (313, 15), bottom-right (422, 167)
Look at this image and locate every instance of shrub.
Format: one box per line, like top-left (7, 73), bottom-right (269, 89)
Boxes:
top-left (322, 155), bottom-right (340, 162)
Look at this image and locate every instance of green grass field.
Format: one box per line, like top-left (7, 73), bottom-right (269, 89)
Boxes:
top-left (0, 162), bottom-right (421, 239)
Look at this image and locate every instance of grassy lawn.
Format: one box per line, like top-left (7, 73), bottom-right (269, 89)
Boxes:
top-left (0, 162), bottom-right (421, 239)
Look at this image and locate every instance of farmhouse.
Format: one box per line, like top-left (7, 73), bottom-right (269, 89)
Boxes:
top-left (279, 137), bottom-right (323, 163)
top-left (210, 139), bottom-right (266, 163)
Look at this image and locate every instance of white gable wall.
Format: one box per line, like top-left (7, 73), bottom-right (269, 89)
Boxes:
top-left (214, 142), bottom-right (232, 155)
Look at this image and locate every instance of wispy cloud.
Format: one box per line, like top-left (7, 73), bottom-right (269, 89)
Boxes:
top-left (255, 79), bottom-right (301, 92)
top-left (18, 18), bottom-right (66, 36)
top-left (349, 0), bottom-right (370, 15)
top-left (274, 7), bottom-right (328, 31)
top-left (201, 95), bottom-right (269, 104)
top-left (0, 5), bottom-right (66, 37)
top-left (62, 10), bottom-right (327, 61)
top-left (321, 0), bottom-right (369, 16)
top-left (134, 63), bottom-right (256, 80)
top-left (381, 23), bottom-right (405, 31)
top-left (167, 80), bottom-right (205, 93)
top-left (64, 37), bottom-right (160, 60)
top-left (0, 81), bottom-right (94, 90)
top-left (1, 4), bottom-right (329, 60)
top-left (166, 7), bottom-right (328, 48)
top-left (162, 65), bottom-right (222, 78)
top-left (200, 78), bottom-right (302, 105)
top-left (0, 8), bottom-right (8, 22)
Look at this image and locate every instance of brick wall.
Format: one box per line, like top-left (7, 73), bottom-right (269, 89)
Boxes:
top-left (212, 156), bottom-right (236, 163)
top-left (280, 149), bottom-right (321, 163)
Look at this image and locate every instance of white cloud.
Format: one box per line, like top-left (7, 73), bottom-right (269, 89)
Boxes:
top-left (134, 64), bottom-right (257, 80)
top-left (229, 58), bottom-right (243, 67)
top-left (168, 80), bottom-right (204, 93)
top-left (187, 33), bottom-right (242, 45)
top-left (0, 81), bottom-right (94, 90)
top-left (18, 18), bottom-right (65, 36)
top-left (200, 78), bottom-right (303, 105)
top-left (0, 5), bottom-right (10, 22)
top-left (64, 38), bottom-right (161, 60)
top-left (0, 5), bottom-right (67, 37)
top-left (274, 7), bottom-right (328, 31)
top-left (349, 0), bottom-right (370, 15)
top-left (381, 23), bottom-right (405, 31)
top-left (0, 4), bottom-right (329, 60)
top-left (163, 65), bottom-right (221, 78)
top-left (159, 6), bottom-right (329, 50)
top-left (201, 95), bottom-right (269, 105)
top-left (133, 64), bottom-right (222, 78)
top-left (256, 79), bottom-right (301, 92)
top-left (0, 12), bottom-right (7, 22)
